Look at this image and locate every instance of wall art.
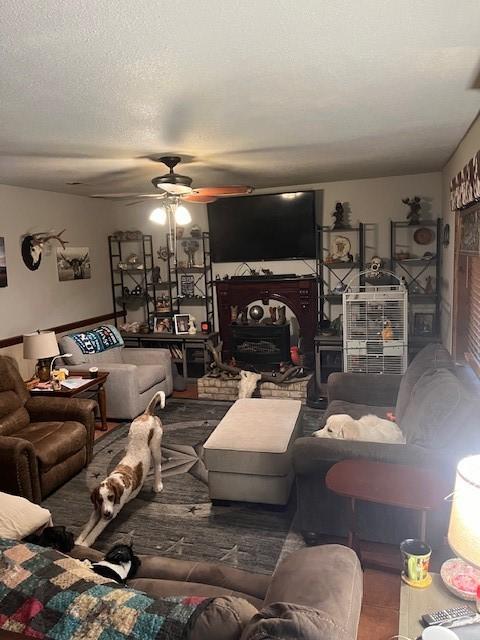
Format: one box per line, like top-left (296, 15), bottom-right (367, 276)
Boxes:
top-left (0, 237), bottom-right (7, 287)
top-left (57, 247), bottom-right (91, 281)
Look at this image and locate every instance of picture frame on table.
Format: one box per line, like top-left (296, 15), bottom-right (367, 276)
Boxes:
top-left (174, 314), bottom-right (190, 334)
top-left (154, 317), bottom-right (172, 333)
top-left (413, 312), bottom-right (434, 337)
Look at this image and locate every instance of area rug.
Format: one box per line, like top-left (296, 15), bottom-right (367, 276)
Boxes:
top-left (43, 400), bottom-right (318, 574)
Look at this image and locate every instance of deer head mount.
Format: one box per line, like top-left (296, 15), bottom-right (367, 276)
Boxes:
top-left (21, 230), bottom-right (69, 271)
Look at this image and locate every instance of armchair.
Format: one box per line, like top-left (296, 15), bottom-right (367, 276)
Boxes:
top-left (59, 326), bottom-right (173, 420)
top-left (0, 356), bottom-right (96, 503)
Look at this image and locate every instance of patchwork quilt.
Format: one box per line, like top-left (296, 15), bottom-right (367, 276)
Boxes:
top-left (68, 325), bottom-right (123, 355)
top-left (0, 539), bottom-right (210, 639)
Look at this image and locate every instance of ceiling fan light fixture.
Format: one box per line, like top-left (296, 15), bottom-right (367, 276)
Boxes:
top-left (175, 204), bottom-right (192, 226)
top-left (149, 206), bottom-right (167, 225)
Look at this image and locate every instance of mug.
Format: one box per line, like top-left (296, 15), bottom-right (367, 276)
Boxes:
top-left (89, 367), bottom-right (99, 379)
top-left (422, 627), bottom-right (459, 639)
top-left (400, 538), bottom-right (432, 584)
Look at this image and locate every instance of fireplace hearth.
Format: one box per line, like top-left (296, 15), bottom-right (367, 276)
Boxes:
top-left (215, 276), bottom-right (317, 361)
top-left (231, 323), bottom-right (290, 366)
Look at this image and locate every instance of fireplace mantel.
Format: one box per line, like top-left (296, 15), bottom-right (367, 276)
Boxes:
top-left (215, 276), bottom-right (317, 359)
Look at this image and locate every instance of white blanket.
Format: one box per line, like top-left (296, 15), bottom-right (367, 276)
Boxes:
top-left (312, 413), bottom-right (405, 444)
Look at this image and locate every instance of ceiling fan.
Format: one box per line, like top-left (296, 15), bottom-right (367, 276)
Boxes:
top-left (91, 155), bottom-right (253, 204)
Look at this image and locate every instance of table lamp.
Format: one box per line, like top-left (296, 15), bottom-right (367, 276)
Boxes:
top-left (448, 455), bottom-right (480, 570)
top-left (23, 331), bottom-right (59, 382)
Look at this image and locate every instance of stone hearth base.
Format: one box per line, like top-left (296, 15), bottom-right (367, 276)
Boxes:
top-left (197, 373), bottom-right (311, 403)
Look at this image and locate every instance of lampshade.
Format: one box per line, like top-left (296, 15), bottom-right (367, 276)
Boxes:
top-left (23, 331), bottom-right (59, 360)
top-left (448, 455), bottom-right (480, 569)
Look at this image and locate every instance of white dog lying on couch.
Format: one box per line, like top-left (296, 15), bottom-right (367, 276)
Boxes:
top-left (313, 413), bottom-right (405, 444)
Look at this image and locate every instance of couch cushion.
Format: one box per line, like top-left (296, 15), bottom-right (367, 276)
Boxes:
top-left (136, 364), bottom-right (167, 393)
top-left (401, 368), bottom-right (477, 450)
top-left (395, 343), bottom-right (454, 425)
top-left (15, 420), bottom-right (86, 469)
top-left (0, 492), bottom-right (52, 539)
top-left (319, 400), bottom-right (394, 429)
top-left (0, 403), bottom-right (30, 436)
top-left (204, 399), bottom-right (302, 476)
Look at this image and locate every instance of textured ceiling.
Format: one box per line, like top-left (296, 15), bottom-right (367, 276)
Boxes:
top-left (1, 0), bottom-right (479, 196)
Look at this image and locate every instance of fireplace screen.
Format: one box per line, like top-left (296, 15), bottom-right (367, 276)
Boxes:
top-left (231, 323), bottom-right (290, 366)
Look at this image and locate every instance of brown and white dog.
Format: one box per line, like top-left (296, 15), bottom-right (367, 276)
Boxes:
top-left (75, 391), bottom-right (165, 547)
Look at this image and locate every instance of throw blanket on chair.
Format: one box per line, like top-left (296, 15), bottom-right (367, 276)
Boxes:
top-left (0, 539), bottom-right (211, 640)
top-left (69, 325), bottom-right (123, 354)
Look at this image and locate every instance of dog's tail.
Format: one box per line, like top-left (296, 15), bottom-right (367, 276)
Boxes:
top-left (144, 391), bottom-right (165, 416)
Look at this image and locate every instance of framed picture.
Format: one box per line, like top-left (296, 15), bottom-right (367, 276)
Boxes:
top-left (459, 209), bottom-right (479, 255)
top-left (0, 237), bottom-right (7, 288)
top-left (180, 274), bottom-right (195, 297)
top-left (56, 247), bottom-right (91, 281)
top-left (174, 314), bottom-right (190, 334)
top-left (413, 313), bottom-right (434, 337)
top-left (154, 317), bottom-right (172, 333)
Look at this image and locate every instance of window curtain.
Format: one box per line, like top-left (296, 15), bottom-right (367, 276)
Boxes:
top-left (450, 150), bottom-right (480, 211)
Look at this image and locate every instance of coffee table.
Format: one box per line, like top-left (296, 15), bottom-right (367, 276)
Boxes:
top-left (326, 459), bottom-right (450, 563)
top-left (30, 371), bottom-right (109, 430)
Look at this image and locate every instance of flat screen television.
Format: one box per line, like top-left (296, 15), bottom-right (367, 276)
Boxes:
top-left (207, 191), bottom-right (316, 263)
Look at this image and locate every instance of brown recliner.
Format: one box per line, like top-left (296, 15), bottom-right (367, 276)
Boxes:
top-left (0, 356), bottom-right (96, 503)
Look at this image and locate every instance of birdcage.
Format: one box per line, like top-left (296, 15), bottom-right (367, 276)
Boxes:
top-left (342, 271), bottom-right (408, 374)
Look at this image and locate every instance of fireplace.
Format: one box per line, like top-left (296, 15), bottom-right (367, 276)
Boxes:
top-left (215, 275), bottom-right (317, 362)
top-left (231, 323), bottom-right (290, 366)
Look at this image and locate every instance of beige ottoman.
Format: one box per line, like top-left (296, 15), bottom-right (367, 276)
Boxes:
top-left (204, 398), bottom-right (303, 505)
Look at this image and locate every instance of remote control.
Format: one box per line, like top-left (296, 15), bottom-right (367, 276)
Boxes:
top-left (422, 605), bottom-right (476, 627)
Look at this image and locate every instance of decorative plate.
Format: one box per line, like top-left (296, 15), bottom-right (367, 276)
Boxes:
top-left (331, 236), bottom-right (351, 260)
top-left (440, 557), bottom-right (480, 601)
top-left (413, 227), bottom-right (435, 245)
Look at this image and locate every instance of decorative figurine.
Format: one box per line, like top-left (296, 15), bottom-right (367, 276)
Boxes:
top-left (277, 305), bottom-right (286, 324)
top-left (402, 196), bottom-right (422, 225)
top-left (188, 315), bottom-right (197, 334)
top-left (332, 202), bottom-right (347, 230)
top-left (230, 305), bottom-right (238, 322)
top-left (269, 306), bottom-right (277, 323)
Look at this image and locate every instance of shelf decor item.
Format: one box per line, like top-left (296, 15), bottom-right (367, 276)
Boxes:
top-left (331, 236), bottom-right (351, 261)
top-left (402, 196), bottom-right (422, 225)
top-left (413, 227), bottom-right (435, 245)
top-left (174, 314), bottom-right (190, 334)
top-left (413, 312), bottom-right (434, 337)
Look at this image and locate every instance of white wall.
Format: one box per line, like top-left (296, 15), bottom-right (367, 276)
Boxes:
top-left (0, 184), bottom-right (115, 342)
top-left (113, 171), bottom-right (442, 326)
top-left (441, 113), bottom-right (480, 351)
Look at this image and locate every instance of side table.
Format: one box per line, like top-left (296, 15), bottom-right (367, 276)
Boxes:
top-left (400, 572), bottom-right (479, 638)
top-left (326, 459), bottom-right (451, 565)
top-left (29, 372), bottom-right (109, 431)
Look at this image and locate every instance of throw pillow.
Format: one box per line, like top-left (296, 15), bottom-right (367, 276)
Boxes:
top-left (0, 491), bottom-right (52, 539)
top-left (401, 368), bottom-right (476, 450)
top-left (395, 343), bottom-right (454, 425)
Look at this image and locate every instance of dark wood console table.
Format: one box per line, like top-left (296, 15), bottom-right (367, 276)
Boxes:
top-left (215, 276), bottom-right (317, 359)
top-left (121, 331), bottom-right (219, 381)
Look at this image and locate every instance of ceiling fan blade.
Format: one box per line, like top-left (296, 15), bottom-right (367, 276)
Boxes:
top-left (193, 186), bottom-right (253, 197)
top-left (90, 193), bottom-right (165, 199)
top-left (182, 194), bottom-right (218, 204)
